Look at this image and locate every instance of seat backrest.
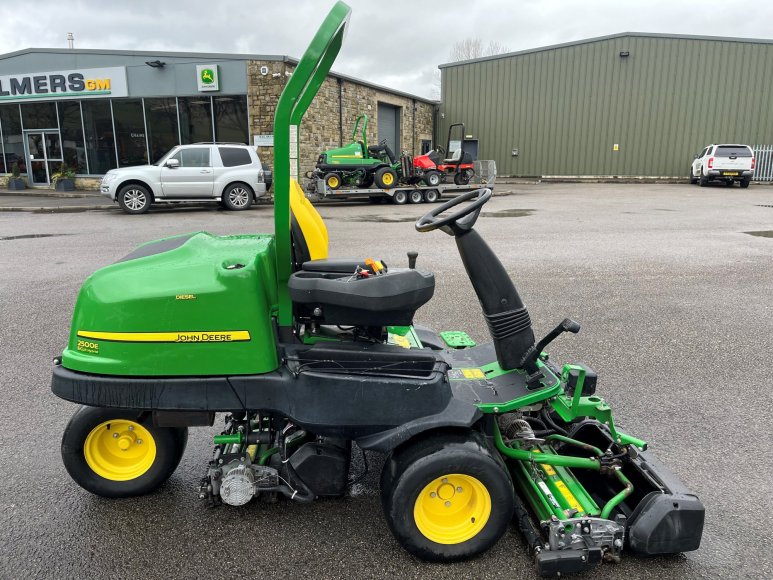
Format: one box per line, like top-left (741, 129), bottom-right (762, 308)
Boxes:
top-left (448, 149), bottom-right (462, 162)
top-left (290, 178), bottom-right (328, 268)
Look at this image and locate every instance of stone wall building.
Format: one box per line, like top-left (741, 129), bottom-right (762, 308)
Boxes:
top-left (0, 49), bottom-right (435, 188)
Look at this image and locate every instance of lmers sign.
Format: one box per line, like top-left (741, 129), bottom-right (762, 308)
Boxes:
top-left (0, 67), bottom-right (128, 102)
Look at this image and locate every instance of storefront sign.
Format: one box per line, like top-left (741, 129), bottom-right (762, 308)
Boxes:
top-left (0, 67), bottom-right (127, 102)
top-left (196, 65), bottom-right (220, 92)
top-left (253, 134), bottom-right (274, 147)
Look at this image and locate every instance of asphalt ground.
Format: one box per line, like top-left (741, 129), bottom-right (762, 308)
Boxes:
top-left (1, 182), bottom-right (772, 579)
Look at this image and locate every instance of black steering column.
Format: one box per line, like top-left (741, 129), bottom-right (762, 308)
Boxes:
top-left (416, 189), bottom-right (537, 373)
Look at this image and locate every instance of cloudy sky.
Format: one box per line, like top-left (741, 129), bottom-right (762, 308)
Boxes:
top-left (3, 0), bottom-right (772, 99)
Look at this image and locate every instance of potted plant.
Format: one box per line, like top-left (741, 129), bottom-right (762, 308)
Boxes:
top-left (51, 163), bottom-right (77, 192)
top-left (7, 162), bottom-right (26, 190)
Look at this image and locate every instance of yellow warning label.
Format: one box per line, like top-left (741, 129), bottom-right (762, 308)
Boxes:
top-left (390, 334), bottom-right (411, 349)
top-left (541, 464), bottom-right (557, 477)
top-left (555, 480), bottom-right (584, 514)
top-left (461, 368), bottom-right (486, 379)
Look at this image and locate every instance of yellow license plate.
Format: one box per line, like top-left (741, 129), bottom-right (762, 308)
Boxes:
top-left (723, 172), bottom-right (738, 176)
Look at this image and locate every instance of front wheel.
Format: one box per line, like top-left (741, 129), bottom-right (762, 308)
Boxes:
top-left (61, 406), bottom-right (187, 498)
top-left (424, 171), bottom-right (441, 187)
top-left (375, 167), bottom-right (398, 189)
top-left (689, 168), bottom-right (698, 185)
top-left (117, 184), bottom-right (152, 214)
top-left (324, 172), bottom-right (342, 190)
top-left (222, 183), bottom-right (254, 210)
top-left (380, 431), bottom-right (513, 562)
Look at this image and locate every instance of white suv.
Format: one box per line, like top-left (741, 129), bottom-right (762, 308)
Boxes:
top-left (100, 143), bottom-right (272, 214)
top-left (690, 144), bottom-right (754, 188)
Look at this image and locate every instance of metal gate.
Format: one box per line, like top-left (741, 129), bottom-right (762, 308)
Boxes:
top-left (752, 145), bottom-right (773, 181)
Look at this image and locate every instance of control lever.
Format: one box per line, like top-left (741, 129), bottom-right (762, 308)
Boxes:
top-left (520, 318), bottom-right (581, 371)
top-left (407, 251), bottom-right (418, 269)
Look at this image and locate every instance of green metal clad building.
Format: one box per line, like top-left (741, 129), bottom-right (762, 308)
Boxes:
top-left (439, 33), bottom-right (773, 178)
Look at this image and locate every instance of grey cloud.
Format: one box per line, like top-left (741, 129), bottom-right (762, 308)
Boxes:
top-left (2, 0), bottom-right (773, 99)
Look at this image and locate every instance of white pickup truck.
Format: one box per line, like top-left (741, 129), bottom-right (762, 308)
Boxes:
top-left (690, 144), bottom-right (754, 188)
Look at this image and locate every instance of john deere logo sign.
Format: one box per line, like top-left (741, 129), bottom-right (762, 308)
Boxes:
top-left (0, 67), bottom-right (128, 102)
top-left (196, 64), bottom-right (220, 92)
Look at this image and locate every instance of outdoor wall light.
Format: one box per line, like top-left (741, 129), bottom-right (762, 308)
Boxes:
top-left (619, 51), bottom-right (630, 58)
top-left (145, 60), bottom-right (166, 68)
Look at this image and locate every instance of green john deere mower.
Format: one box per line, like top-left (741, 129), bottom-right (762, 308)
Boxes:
top-left (314, 113), bottom-right (400, 190)
top-left (52, 3), bottom-right (703, 576)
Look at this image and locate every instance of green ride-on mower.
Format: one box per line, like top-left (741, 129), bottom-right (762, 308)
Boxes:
top-left (314, 113), bottom-right (400, 190)
top-left (52, 3), bottom-right (704, 576)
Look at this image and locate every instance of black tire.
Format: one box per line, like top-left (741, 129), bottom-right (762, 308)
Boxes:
top-left (61, 406), bottom-right (187, 498)
top-left (324, 172), bottom-right (342, 190)
top-left (409, 190), bottom-right (424, 204)
top-left (380, 430), bottom-right (513, 562)
top-left (392, 190), bottom-right (408, 205)
top-left (117, 184), bottom-right (152, 214)
top-left (424, 171), bottom-right (441, 187)
top-left (689, 168), bottom-right (698, 185)
top-left (375, 167), bottom-right (398, 189)
top-left (453, 170), bottom-right (471, 186)
top-left (699, 169), bottom-right (709, 187)
top-left (740, 179), bottom-right (750, 188)
top-left (222, 183), bottom-right (254, 211)
top-left (423, 189), bottom-right (439, 203)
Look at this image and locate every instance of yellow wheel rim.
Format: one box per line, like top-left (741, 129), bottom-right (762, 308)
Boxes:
top-left (84, 420), bottom-right (157, 481)
top-left (383, 173), bottom-right (394, 185)
top-left (327, 176), bottom-right (339, 188)
top-left (414, 473), bottom-right (491, 544)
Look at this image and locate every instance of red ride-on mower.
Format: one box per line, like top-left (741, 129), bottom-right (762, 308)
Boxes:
top-left (414, 123), bottom-right (475, 186)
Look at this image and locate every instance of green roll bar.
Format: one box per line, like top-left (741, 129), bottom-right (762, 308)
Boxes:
top-left (273, 1), bottom-right (351, 328)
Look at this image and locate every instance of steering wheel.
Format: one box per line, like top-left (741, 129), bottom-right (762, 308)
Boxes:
top-left (415, 188), bottom-right (492, 235)
top-left (435, 145), bottom-right (446, 155)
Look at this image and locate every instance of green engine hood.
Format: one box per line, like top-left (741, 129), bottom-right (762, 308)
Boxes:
top-left (62, 232), bottom-right (279, 376)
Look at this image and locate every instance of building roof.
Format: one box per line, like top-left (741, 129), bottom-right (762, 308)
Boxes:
top-left (439, 32), bottom-right (773, 69)
top-left (0, 48), bottom-right (438, 104)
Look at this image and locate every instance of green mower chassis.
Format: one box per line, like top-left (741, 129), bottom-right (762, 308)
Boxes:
top-left (50, 2), bottom-right (703, 577)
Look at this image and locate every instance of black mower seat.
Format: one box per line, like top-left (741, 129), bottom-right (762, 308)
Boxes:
top-left (289, 267), bottom-right (434, 326)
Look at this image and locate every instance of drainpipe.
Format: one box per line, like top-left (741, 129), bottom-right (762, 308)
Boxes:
top-left (412, 99), bottom-right (416, 155)
top-left (338, 78), bottom-right (344, 147)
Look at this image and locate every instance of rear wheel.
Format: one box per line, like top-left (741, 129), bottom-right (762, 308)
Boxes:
top-left (61, 406), bottom-right (187, 498)
top-left (222, 183), bottom-right (254, 210)
top-left (699, 169), bottom-right (709, 187)
top-left (375, 167), bottom-right (398, 189)
top-left (423, 189), bottom-right (439, 203)
top-left (324, 172), bottom-right (342, 190)
top-left (409, 190), bottom-right (424, 204)
top-left (453, 170), bottom-right (472, 186)
top-left (392, 190), bottom-right (408, 204)
top-left (118, 184), bottom-right (152, 214)
top-left (740, 179), bottom-right (750, 188)
top-left (381, 431), bottom-right (513, 562)
top-left (689, 167), bottom-right (698, 185)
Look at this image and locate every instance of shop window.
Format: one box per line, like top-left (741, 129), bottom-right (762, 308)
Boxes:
top-left (82, 100), bottom-right (117, 174)
top-left (0, 104), bottom-right (23, 173)
top-left (145, 98), bottom-right (179, 163)
top-left (178, 97), bottom-right (213, 144)
top-left (214, 96), bottom-right (248, 144)
top-left (57, 101), bottom-right (87, 174)
top-left (21, 102), bottom-right (57, 129)
top-left (112, 99), bottom-right (148, 167)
